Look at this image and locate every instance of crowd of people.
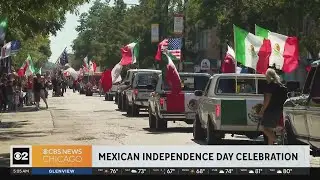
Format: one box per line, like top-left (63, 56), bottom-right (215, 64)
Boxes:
top-left (0, 72), bottom-right (61, 112)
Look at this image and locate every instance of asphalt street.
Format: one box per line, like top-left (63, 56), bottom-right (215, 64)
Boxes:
top-left (0, 89), bottom-right (318, 167)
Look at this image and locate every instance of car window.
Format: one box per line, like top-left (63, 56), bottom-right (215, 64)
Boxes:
top-left (133, 73), bottom-right (158, 88)
top-left (215, 77), bottom-right (266, 95)
top-left (203, 78), bottom-right (212, 96)
top-left (162, 75), bottom-right (210, 91)
top-left (310, 66), bottom-right (320, 104)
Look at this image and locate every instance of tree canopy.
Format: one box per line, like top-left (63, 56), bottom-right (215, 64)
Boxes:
top-left (1, 0), bottom-right (88, 68)
top-left (187, 0), bottom-right (320, 59)
top-left (72, 0), bottom-right (184, 70)
top-left (72, 0), bottom-right (320, 70)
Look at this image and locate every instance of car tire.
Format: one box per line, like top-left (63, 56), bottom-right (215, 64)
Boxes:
top-left (132, 103), bottom-right (139, 117)
top-left (115, 93), bottom-right (118, 104)
top-left (127, 103), bottom-right (133, 116)
top-left (206, 119), bottom-right (220, 145)
top-left (155, 113), bottom-right (167, 130)
top-left (148, 107), bottom-right (156, 129)
top-left (285, 121), bottom-right (300, 145)
top-left (121, 95), bottom-right (127, 111)
top-left (108, 95), bottom-right (113, 101)
top-left (193, 114), bottom-right (205, 140)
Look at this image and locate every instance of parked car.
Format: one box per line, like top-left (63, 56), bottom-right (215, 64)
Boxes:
top-left (193, 73), bottom-right (277, 145)
top-left (125, 71), bottom-right (161, 116)
top-left (283, 60), bottom-right (320, 155)
top-left (148, 73), bottom-right (211, 130)
top-left (118, 69), bottom-right (160, 111)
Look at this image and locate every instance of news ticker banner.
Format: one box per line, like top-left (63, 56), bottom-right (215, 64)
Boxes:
top-left (10, 145), bottom-right (310, 175)
top-left (10, 167), bottom-right (310, 175)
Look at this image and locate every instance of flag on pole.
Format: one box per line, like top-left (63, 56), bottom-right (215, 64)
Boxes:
top-left (59, 48), bottom-right (68, 66)
top-left (120, 41), bottom-right (139, 66)
top-left (18, 55), bottom-right (35, 76)
top-left (221, 45), bottom-right (236, 73)
top-left (89, 60), bottom-right (97, 72)
top-left (234, 25), bottom-right (271, 73)
top-left (155, 38), bottom-right (182, 61)
top-left (0, 18), bottom-right (8, 42)
top-left (255, 25), bottom-right (299, 74)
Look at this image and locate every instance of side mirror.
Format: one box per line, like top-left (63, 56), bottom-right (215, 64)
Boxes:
top-left (194, 90), bottom-right (203, 97)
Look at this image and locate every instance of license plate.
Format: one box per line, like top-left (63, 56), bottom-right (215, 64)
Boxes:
top-left (139, 93), bottom-right (149, 98)
top-left (186, 113), bottom-right (196, 119)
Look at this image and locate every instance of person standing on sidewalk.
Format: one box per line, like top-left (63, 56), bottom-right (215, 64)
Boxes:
top-left (40, 76), bottom-right (48, 109)
top-left (259, 68), bottom-right (287, 145)
top-left (0, 78), bottom-right (7, 112)
top-left (6, 80), bottom-right (14, 111)
top-left (33, 75), bottom-right (42, 110)
top-left (26, 76), bottom-right (33, 105)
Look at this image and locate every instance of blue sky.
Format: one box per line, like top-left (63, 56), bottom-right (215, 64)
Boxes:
top-left (49, 0), bottom-right (139, 63)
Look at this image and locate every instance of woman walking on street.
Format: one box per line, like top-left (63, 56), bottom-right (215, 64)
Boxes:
top-left (259, 68), bottom-right (285, 145)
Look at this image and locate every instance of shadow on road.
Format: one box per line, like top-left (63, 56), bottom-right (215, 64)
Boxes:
top-left (0, 130), bottom-right (50, 141)
top-left (192, 138), bottom-right (265, 145)
top-left (0, 107), bottom-right (38, 113)
top-left (0, 153), bottom-right (9, 167)
top-left (121, 114), bottom-right (149, 118)
top-left (0, 120), bottom-right (30, 129)
top-left (143, 127), bottom-right (193, 134)
top-left (93, 110), bottom-right (116, 113)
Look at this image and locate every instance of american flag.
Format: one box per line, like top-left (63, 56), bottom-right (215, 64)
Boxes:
top-left (161, 38), bottom-right (182, 60)
top-left (59, 48), bottom-right (68, 65)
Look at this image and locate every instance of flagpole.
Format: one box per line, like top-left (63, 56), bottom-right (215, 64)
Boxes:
top-left (233, 25), bottom-right (238, 93)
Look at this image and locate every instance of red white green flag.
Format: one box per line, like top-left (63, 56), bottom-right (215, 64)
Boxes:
top-left (255, 25), bottom-right (299, 73)
top-left (120, 41), bottom-right (139, 66)
top-left (17, 55), bottom-right (35, 76)
top-left (160, 50), bottom-right (181, 94)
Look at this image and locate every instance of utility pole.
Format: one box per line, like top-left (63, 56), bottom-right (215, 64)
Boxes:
top-left (181, 0), bottom-right (188, 72)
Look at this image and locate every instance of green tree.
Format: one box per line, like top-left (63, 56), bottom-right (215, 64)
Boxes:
top-left (1, 0), bottom-right (89, 69)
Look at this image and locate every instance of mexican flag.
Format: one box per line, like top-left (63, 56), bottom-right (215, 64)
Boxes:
top-left (160, 51), bottom-right (181, 94)
top-left (83, 56), bottom-right (89, 72)
top-left (255, 25), bottom-right (299, 73)
top-left (221, 45), bottom-right (236, 73)
top-left (220, 99), bottom-right (263, 126)
top-left (17, 55), bottom-right (35, 76)
top-left (0, 18), bottom-right (8, 41)
top-left (234, 25), bottom-right (271, 73)
top-left (120, 41), bottom-right (139, 66)
top-left (89, 60), bottom-right (97, 72)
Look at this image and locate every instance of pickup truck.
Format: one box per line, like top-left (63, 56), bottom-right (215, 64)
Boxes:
top-left (193, 73), bottom-right (274, 145)
top-left (118, 69), bottom-right (160, 111)
top-left (125, 71), bottom-right (160, 117)
top-left (283, 60), bottom-right (320, 155)
top-left (148, 73), bottom-right (211, 130)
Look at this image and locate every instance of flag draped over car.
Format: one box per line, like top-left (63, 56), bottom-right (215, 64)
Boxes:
top-left (100, 69), bottom-right (112, 92)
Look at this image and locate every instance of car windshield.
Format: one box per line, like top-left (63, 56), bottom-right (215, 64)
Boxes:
top-left (134, 73), bottom-right (158, 88)
top-left (163, 75), bottom-right (210, 91)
